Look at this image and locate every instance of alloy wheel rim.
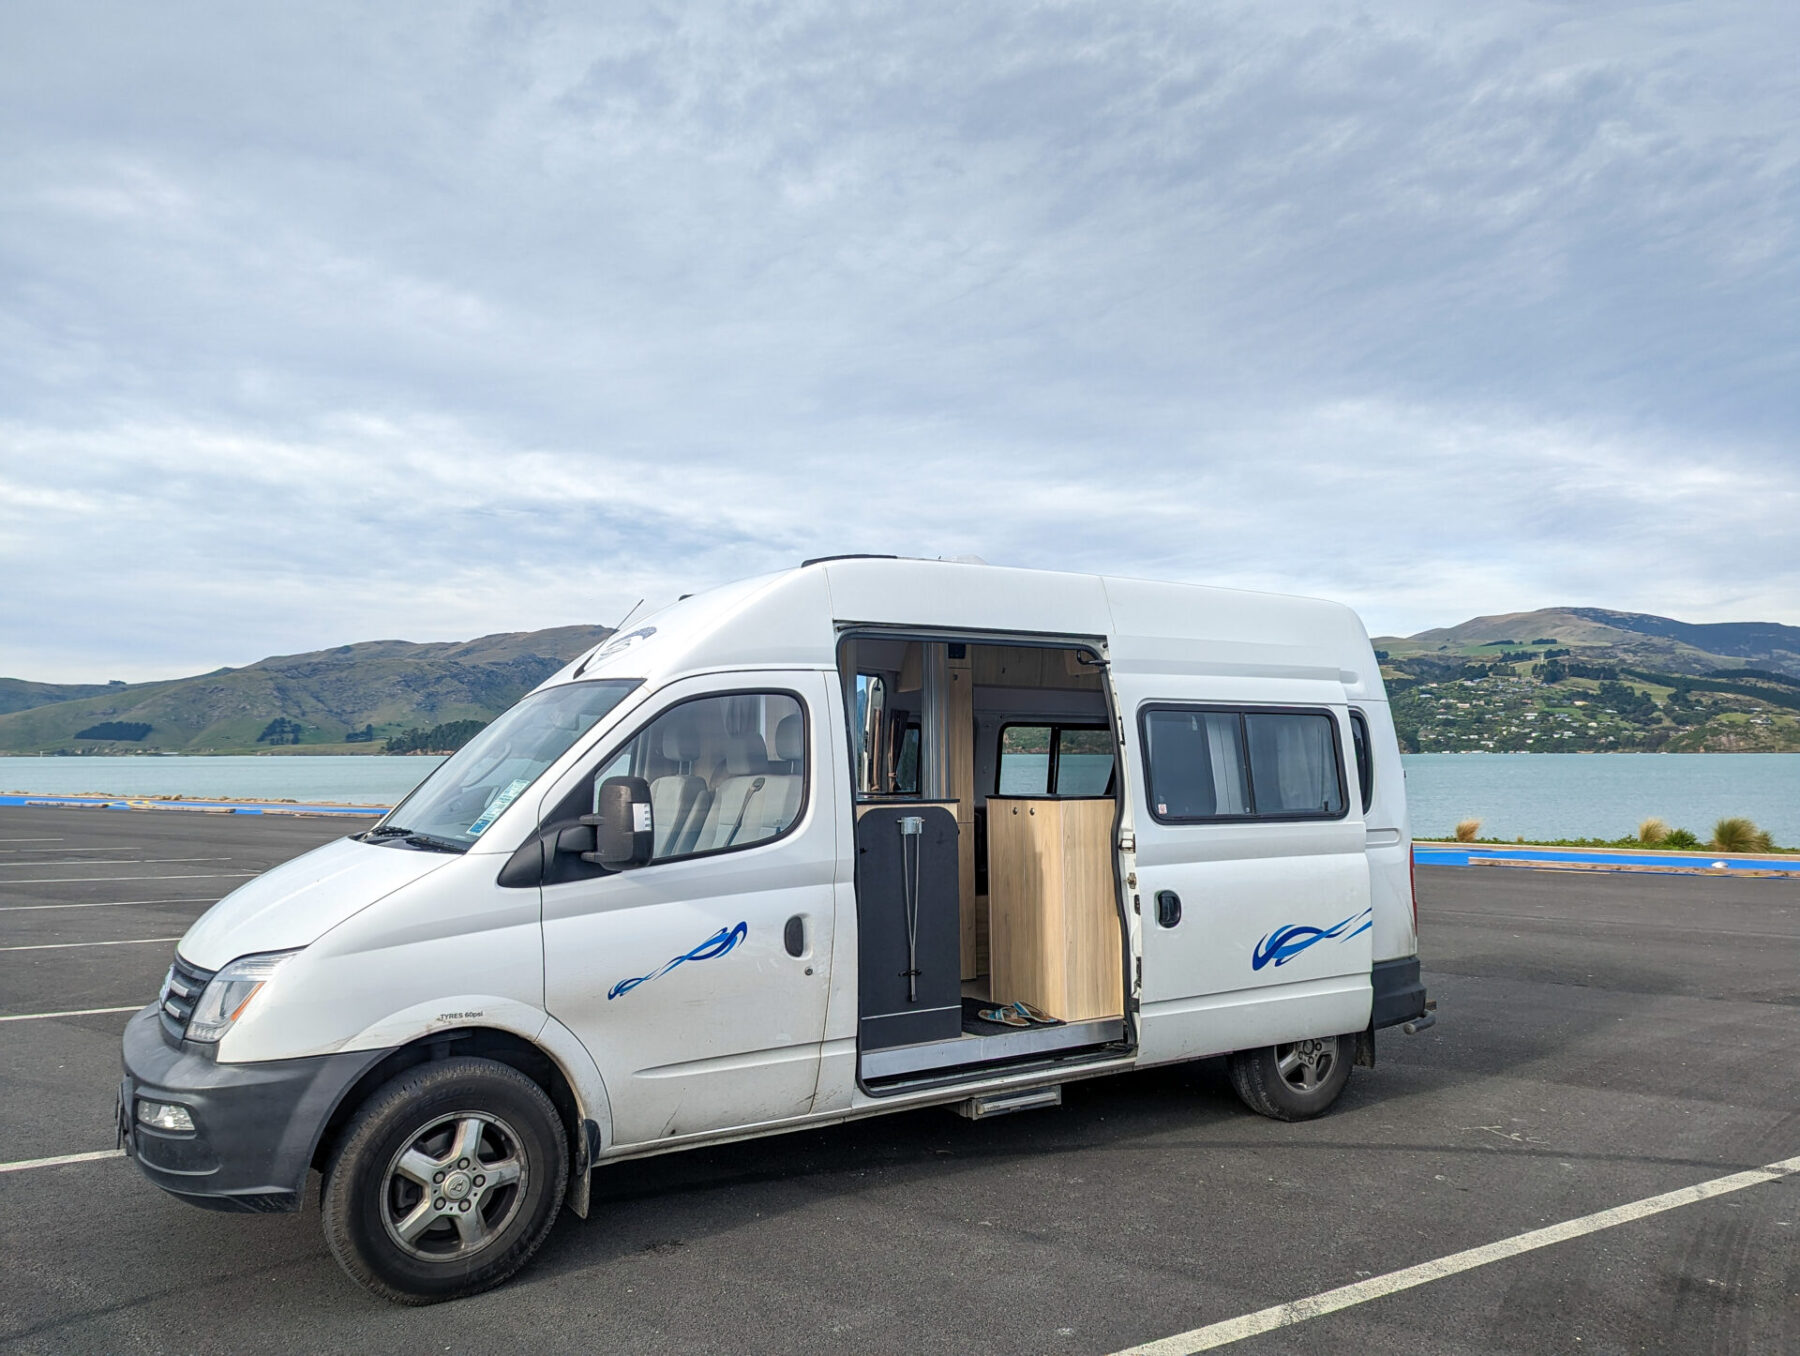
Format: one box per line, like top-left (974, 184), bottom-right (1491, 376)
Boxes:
top-left (1275, 1038), bottom-right (1335, 1093)
top-left (380, 1110), bottom-right (529, 1262)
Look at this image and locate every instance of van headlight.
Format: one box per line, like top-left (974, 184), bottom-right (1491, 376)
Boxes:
top-left (185, 951), bottom-right (297, 1042)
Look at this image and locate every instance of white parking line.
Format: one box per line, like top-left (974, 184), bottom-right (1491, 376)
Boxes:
top-left (0, 1005), bottom-right (143, 1022)
top-left (0, 1149), bottom-right (124, 1175)
top-left (1108, 1153), bottom-right (1800, 1355)
top-left (0, 846), bottom-right (128, 853)
top-left (0, 872), bottom-right (257, 884)
top-left (0, 936), bottom-right (182, 953)
top-left (0, 896), bottom-right (217, 913)
top-left (0, 857), bottom-right (232, 867)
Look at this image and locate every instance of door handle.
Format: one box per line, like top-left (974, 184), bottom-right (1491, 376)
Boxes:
top-left (1155, 890), bottom-right (1182, 928)
top-left (783, 915), bottom-right (806, 957)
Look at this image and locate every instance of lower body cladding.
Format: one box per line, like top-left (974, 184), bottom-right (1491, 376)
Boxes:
top-left (117, 1005), bottom-right (388, 1213)
top-left (1371, 955), bottom-right (1428, 1030)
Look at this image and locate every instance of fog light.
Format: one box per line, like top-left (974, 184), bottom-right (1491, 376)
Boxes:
top-left (136, 1099), bottom-right (195, 1132)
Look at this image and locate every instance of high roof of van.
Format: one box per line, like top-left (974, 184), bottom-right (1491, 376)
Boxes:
top-left (542, 557), bottom-right (1386, 703)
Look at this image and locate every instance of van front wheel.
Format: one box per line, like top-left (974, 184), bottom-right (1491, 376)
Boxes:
top-left (322, 1057), bottom-right (568, 1304)
top-left (1227, 1035), bottom-right (1353, 1121)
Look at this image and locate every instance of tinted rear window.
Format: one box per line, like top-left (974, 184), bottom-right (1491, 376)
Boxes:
top-left (1141, 706), bottom-right (1346, 822)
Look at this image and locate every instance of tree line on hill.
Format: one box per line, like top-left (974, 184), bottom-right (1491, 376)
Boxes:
top-left (74, 721), bottom-right (154, 741)
top-left (251, 716), bottom-right (490, 754)
top-left (383, 720), bottom-right (489, 755)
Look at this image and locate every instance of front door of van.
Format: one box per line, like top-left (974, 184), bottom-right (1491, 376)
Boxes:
top-left (540, 673), bottom-right (839, 1148)
top-left (1111, 679), bottom-right (1373, 1066)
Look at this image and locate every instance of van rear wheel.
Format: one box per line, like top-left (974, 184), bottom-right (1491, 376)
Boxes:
top-left (322, 1057), bottom-right (568, 1304)
top-left (1227, 1035), bottom-right (1353, 1121)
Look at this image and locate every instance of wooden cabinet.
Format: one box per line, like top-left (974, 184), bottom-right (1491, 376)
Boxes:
top-left (986, 798), bottom-right (1121, 1022)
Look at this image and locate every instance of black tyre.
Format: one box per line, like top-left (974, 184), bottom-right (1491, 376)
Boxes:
top-left (1227, 1034), bottom-right (1354, 1121)
top-left (322, 1057), bottom-right (568, 1304)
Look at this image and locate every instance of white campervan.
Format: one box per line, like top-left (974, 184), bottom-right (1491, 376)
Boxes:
top-left (120, 557), bottom-right (1430, 1303)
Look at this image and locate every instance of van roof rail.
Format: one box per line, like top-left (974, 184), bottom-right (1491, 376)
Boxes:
top-left (800, 553), bottom-right (900, 568)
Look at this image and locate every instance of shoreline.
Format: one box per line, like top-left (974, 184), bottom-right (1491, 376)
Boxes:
top-left (0, 792), bottom-right (386, 817)
top-left (4, 794), bottom-right (1793, 864)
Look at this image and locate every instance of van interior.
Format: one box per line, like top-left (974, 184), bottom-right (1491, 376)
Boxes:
top-left (839, 637), bottom-right (1129, 1090)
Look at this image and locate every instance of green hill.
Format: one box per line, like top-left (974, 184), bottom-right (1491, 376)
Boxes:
top-left (0, 678), bottom-right (127, 717)
top-left (1374, 607), bottom-right (1800, 752)
top-left (1390, 607), bottom-right (1800, 678)
top-left (0, 625), bottom-right (613, 755)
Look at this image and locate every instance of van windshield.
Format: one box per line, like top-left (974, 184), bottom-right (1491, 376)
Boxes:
top-left (377, 680), bottom-right (640, 848)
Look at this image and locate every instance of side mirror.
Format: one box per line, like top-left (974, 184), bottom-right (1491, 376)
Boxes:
top-left (590, 775), bottom-right (653, 868)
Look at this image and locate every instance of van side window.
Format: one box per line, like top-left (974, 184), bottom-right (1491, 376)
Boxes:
top-left (1349, 709), bottom-right (1373, 813)
top-left (852, 674), bottom-right (888, 794)
top-left (1244, 713), bottom-right (1344, 817)
top-left (1140, 710), bottom-right (1250, 818)
top-left (1055, 727), bottom-right (1116, 795)
top-left (998, 724), bottom-right (1116, 796)
top-left (1140, 705), bottom-right (1346, 822)
top-left (998, 725), bottom-right (1052, 794)
top-left (893, 723), bottom-right (921, 796)
top-left (595, 691), bottom-right (808, 861)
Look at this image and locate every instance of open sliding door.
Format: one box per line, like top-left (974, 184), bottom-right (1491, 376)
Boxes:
top-left (1111, 671), bottom-right (1373, 1067)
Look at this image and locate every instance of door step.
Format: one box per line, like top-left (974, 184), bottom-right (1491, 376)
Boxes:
top-left (953, 1084), bottom-right (1062, 1120)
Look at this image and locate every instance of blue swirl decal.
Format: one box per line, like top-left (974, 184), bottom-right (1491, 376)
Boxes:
top-left (1252, 908), bottom-right (1372, 970)
top-left (608, 921), bottom-right (748, 1000)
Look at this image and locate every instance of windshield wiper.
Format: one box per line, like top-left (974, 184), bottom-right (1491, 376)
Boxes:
top-left (400, 831), bottom-right (468, 854)
top-left (360, 824), bottom-right (466, 853)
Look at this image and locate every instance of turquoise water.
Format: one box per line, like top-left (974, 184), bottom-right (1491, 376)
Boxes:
top-left (0, 755), bottom-right (443, 806)
top-left (1401, 753), bottom-right (1800, 846)
top-left (2, 752), bottom-right (1795, 846)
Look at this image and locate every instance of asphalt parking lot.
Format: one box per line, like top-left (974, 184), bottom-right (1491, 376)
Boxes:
top-left (1, 804), bottom-right (1795, 1354)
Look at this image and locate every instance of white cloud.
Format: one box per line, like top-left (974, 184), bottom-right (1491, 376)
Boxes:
top-left (0, 1), bottom-right (1795, 680)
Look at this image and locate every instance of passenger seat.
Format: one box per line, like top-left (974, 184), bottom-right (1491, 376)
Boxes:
top-left (692, 719), bottom-right (804, 851)
top-left (649, 727), bottom-right (710, 857)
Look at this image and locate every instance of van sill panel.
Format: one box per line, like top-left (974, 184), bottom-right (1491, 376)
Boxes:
top-left (858, 1016), bottom-right (1125, 1082)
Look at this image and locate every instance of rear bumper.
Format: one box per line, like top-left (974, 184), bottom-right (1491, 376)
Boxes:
top-left (1371, 956), bottom-right (1427, 1029)
top-left (118, 1004), bottom-right (387, 1213)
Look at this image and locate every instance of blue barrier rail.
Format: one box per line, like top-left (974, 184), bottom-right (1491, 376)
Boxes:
top-left (1414, 844), bottom-right (1800, 874)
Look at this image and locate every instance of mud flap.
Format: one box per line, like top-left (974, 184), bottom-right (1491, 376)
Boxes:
top-left (564, 1118), bottom-right (600, 1218)
top-left (1353, 1021), bottom-right (1376, 1069)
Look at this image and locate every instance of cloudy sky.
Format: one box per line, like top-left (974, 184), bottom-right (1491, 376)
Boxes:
top-left (3, 2), bottom-right (1796, 682)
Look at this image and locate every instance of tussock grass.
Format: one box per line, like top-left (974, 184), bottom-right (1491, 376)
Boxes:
top-left (1415, 828), bottom-right (1793, 852)
top-left (1709, 817), bottom-right (1774, 853)
top-left (1637, 817), bottom-right (1669, 845)
top-left (1454, 818), bottom-right (1481, 842)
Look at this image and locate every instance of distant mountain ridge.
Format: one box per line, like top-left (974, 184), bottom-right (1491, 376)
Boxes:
top-left (0, 625), bottom-right (613, 755)
top-left (1392, 607), bottom-right (1800, 678)
top-left (0, 678), bottom-right (123, 717)
top-left (8, 604), bottom-right (1797, 757)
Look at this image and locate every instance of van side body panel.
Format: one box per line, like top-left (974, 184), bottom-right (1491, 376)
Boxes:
top-left (1354, 698), bottom-right (1418, 963)
top-left (539, 671), bottom-right (840, 1148)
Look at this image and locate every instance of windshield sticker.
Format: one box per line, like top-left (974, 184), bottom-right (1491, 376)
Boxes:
top-left (1251, 908), bottom-right (1372, 970)
top-left (608, 921), bottom-right (748, 1001)
top-left (467, 777), bottom-right (532, 837)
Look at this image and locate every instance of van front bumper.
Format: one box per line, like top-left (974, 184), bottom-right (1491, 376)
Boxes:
top-left (117, 1005), bottom-right (388, 1214)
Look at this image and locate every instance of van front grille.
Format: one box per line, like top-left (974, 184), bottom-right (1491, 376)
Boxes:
top-left (159, 954), bottom-right (213, 1039)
